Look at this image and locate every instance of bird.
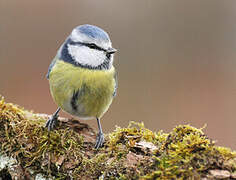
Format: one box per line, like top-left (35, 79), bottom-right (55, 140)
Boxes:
top-left (45, 24), bottom-right (117, 149)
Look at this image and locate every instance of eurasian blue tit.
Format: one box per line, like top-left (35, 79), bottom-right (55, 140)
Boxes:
top-left (45, 24), bottom-right (117, 149)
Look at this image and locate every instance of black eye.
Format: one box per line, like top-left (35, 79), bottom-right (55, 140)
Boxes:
top-left (88, 43), bottom-right (97, 49)
top-left (86, 43), bottom-right (105, 52)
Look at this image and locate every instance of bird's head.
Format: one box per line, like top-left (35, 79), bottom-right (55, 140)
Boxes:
top-left (59, 24), bottom-right (117, 70)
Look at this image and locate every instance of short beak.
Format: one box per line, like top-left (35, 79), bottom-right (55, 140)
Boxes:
top-left (107, 47), bottom-right (117, 54)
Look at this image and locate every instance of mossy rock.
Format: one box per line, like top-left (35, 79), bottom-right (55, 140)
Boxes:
top-left (0, 96), bottom-right (235, 179)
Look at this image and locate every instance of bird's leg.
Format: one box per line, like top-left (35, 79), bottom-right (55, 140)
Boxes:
top-left (95, 117), bottom-right (104, 149)
top-left (45, 108), bottom-right (61, 131)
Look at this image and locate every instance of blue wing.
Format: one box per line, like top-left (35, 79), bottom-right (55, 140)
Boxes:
top-left (46, 58), bottom-right (57, 79)
top-left (113, 71), bottom-right (118, 97)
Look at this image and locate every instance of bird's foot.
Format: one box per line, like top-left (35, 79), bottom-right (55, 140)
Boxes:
top-left (45, 114), bottom-right (59, 131)
top-left (95, 132), bottom-right (104, 149)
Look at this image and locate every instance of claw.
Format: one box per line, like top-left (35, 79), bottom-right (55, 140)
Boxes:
top-left (45, 108), bottom-right (60, 131)
top-left (95, 132), bottom-right (104, 149)
top-left (45, 115), bottom-right (58, 131)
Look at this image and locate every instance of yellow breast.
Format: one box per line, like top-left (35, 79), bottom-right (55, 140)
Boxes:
top-left (48, 59), bottom-right (116, 118)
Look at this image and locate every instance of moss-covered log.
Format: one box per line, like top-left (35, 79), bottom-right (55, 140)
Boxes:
top-left (0, 96), bottom-right (235, 179)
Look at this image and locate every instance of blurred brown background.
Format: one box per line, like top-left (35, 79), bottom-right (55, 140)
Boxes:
top-left (0, 0), bottom-right (236, 149)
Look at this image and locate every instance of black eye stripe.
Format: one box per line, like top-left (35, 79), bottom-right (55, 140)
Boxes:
top-left (69, 40), bottom-right (106, 52)
top-left (86, 43), bottom-right (105, 51)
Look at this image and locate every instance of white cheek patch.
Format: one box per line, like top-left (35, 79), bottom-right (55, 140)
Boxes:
top-left (68, 44), bottom-right (106, 67)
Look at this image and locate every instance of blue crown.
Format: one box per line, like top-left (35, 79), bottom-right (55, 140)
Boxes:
top-left (76, 24), bottom-right (110, 41)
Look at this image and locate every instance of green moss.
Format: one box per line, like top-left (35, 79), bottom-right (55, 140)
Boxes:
top-left (143, 125), bottom-right (236, 179)
top-left (0, 96), bottom-right (235, 179)
top-left (0, 96), bottom-right (84, 178)
top-left (108, 122), bottom-right (167, 151)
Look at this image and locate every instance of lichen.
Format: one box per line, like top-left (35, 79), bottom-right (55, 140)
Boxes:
top-left (0, 95), bottom-right (235, 179)
top-left (0, 153), bottom-right (17, 170)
